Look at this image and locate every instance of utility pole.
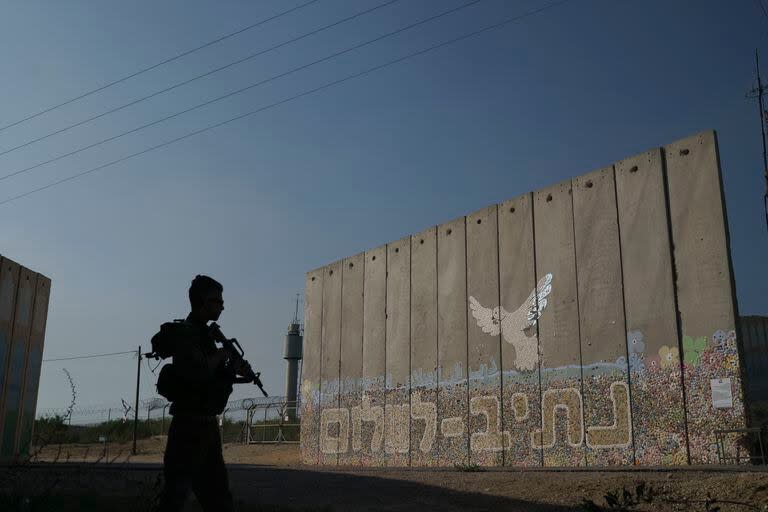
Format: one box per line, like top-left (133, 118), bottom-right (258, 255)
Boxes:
top-left (132, 346), bottom-right (141, 455)
top-left (746, 49), bottom-right (768, 233)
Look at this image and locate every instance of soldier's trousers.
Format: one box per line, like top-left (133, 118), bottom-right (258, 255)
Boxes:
top-left (158, 415), bottom-right (234, 512)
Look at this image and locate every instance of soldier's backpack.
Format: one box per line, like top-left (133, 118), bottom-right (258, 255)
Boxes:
top-left (149, 320), bottom-right (189, 402)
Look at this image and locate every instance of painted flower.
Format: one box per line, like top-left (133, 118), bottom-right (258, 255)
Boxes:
top-left (726, 330), bottom-right (737, 344)
top-left (725, 354), bottom-right (738, 372)
top-left (646, 355), bottom-right (660, 372)
top-left (683, 335), bottom-right (707, 366)
top-left (627, 330), bottom-right (645, 354)
top-left (616, 356), bottom-right (626, 367)
top-left (671, 450), bottom-right (687, 465)
top-left (713, 330), bottom-right (726, 345)
top-left (659, 345), bottom-right (680, 368)
top-left (629, 352), bottom-right (645, 373)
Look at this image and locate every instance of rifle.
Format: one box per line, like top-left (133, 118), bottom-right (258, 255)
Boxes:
top-left (208, 322), bottom-right (268, 397)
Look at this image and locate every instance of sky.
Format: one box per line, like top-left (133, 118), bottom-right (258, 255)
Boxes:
top-left (0, 0), bottom-right (766, 417)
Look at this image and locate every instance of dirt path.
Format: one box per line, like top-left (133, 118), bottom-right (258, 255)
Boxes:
top-left (23, 441), bottom-right (768, 511)
top-left (32, 436), bottom-right (301, 465)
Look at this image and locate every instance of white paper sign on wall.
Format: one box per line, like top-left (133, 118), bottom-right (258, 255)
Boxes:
top-left (710, 378), bottom-right (733, 409)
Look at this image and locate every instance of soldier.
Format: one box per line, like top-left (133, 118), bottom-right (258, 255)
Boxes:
top-left (156, 275), bottom-right (249, 512)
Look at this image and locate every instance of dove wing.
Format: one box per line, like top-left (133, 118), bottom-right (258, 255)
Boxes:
top-left (524, 273), bottom-right (553, 325)
top-left (469, 296), bottom-right (500, 336)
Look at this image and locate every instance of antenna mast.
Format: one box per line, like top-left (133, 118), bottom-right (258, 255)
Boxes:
top-left (746, 49), bottom-right (768, 234)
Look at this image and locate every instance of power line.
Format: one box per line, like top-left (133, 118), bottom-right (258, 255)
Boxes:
top-left (756, 0), bottom-right (768, 22)
top-left (0, 0), bottom-right (574, 207)
top-left (0, 0), bottom-right (401, 159)
top-left (42, 350), bottom-right (138, 363)
top-left (0, 0), bottom-right (321, 135)
top-left (0, 0), bottom-right (481, 184)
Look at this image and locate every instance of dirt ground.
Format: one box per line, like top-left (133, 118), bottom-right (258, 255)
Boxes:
top-left (32, 435), bottom-right (301, 465)
top-left (19, 440), bottom-right (768, 511)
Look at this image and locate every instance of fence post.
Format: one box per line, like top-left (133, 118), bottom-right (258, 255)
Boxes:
top-left (162, 404), bottom-right (169, 435)
top-left (263, 406), bottom-right (268, 442)
top-left (132, 346), bottom-right (141, 455)
top-left (220, 409), bottom-right (228, 444)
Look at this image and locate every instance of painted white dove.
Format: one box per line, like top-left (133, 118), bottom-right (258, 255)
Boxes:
top-left (468, 273), bottom-right (552, 371)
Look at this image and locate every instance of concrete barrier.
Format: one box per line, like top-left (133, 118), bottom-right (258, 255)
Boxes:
top-left (301, 130), bottom-right (747, 468)
top-left (0, 256), bottom-right (51, 463)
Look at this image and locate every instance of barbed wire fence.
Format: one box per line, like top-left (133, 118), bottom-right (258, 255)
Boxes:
top-left (36, 347), bottom-right (303, 455)
top-left (36, 394), bottom-right (300, 445)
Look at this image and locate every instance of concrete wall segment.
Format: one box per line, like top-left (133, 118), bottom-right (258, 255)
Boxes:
top-left (385, 238), bottom-right (410, 466)
top-left (339, 253), bottom-right (364, 466)
top-left (17, 275), bottom-right (50, 456)
top-left (572, 166), bottom-right (633, 466)
top-left (409, 227), bottom-right (439, 466)
top-left (436, 216), bottom-right (469, 466)
top-left (498, 193), bottom-right (542, 467)
top-left (300, 268), bottom-right (323, 465)
top-left (0, 258), bottom-right (20, 463)
top-left (361, 245), bottom-right (387, 466)
top-left (532, 180), bottom-right (586, 467)
top-left (615, 148), bottom-right (688, 466)
top-left (0, 267), bottom-right (36, 458)
top-left (466, 205), bottom-right (503, 466)
top-left (664, 130), bottom-right (745, 463)
top-left (319, 262), bottom-right (343, 465)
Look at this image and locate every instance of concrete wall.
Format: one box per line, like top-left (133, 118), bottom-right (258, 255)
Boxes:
top-left (740, 316), bottom-right (768, 428)
top-left (0, 256), bottom-right (51, 463)
top-left (301, 130), bottom-right (746, 467)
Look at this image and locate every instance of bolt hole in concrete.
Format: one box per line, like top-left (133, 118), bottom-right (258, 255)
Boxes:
top-left (680, 148), bottom-right (690, 155)
top-left (509, 207), bottom-right (515, 213)
top-left (311, 277), bottom-right (315, 281)
top-left (349, 262), bottom-right (354, 268)
top-left (477, 219), bottom-right (482, 224)
top-left (329, 270), bottom-right (333, 275)
top-left (630, 166), bottom-right (639, 173)
top-left (586, 180), bottom-right (593, 188)
top-left (372, 255), bottom-right (376, 261)
top-left (447, 229), bottom-right (452, 235)
top-left (395, 247), bottom-right (399, 253)
top-left (546, 194), bottom-right (553, 202)
top-left (420, 239), bottom-right (424, 244)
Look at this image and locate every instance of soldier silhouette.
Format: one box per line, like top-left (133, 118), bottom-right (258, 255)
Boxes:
top-left (154, 275), bottom-right (250, 512)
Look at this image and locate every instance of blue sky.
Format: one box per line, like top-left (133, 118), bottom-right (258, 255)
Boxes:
top-left (0, 0), bottom-right (766, 414)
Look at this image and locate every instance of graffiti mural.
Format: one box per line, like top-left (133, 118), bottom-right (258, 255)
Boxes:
top-left (684, 329), bottom-right (745, 463)
top-left (469, 273), bottom-right (552, 372)
top-left (301, 131), bottom-right (748, 467)
top-left (316, 381), bottom-right (633, 456)
top-left (625, 330), bottom-right (688, 465)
